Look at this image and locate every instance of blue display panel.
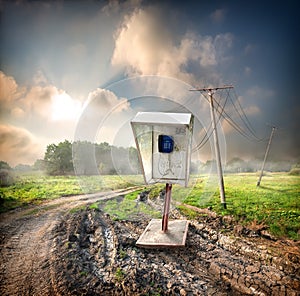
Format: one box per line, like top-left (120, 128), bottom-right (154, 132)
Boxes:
top-left (158, 135), bottom-right (174, 153)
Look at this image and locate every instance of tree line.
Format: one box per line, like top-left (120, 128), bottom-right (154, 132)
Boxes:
top-left (43, 140), bottom-right (141, 176)
top-left (0, 140), bottom-right (141, 176)
top-left (1, 140), bottom-right (299, 177)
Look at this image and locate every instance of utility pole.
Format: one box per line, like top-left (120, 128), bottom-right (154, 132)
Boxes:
top-left (257, 126), bottom-right (277, 186)
top-left (191, 86), bottom-right (233, 209)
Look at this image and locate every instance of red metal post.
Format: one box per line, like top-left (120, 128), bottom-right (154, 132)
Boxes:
top-left (162, 183), bottom-right (172, 232)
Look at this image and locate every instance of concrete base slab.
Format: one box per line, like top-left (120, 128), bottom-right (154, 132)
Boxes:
top-left (136, 219), bottom-right (189, 248)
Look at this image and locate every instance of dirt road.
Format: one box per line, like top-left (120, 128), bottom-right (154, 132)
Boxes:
top-left (0, 190), bottom-right (299, 295)
top-left (0, 188), bottom-right (139, 295)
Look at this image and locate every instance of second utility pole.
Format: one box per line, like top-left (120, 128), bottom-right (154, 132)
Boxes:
top-left (257, 126), bottom-right (277, 186)
top-left (191, 86), bottom-right (233, 209)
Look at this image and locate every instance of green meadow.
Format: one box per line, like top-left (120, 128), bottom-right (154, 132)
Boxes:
top-left (172, 173), bottom-right (300, 240)
top-left (0, 172), bottom-right (299, 240)
top-left (0, 173), bottom-right (143, 211)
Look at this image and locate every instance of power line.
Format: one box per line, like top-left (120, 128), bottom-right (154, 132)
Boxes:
top-left (203, 89), bottom-right (266, 142)
top-left (191, 86), bottom-right (233, 209)
top-left (191, 85), bottom-right (269, 155)
top-left (192, 88), bottom-right (229, 152)
top-left (229, 89), bottom-right (265, 141)
top-left (198, 89), bottom-right (257, 143)
top-left (231, 89), bottom-right (257, 136)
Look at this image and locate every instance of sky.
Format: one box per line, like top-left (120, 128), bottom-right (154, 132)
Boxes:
top-left (0, 0), bottom-right (299, 167)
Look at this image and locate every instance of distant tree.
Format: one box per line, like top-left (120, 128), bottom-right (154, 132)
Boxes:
top-left (57, 140), bottom-right (74, 174)
top-left (225, 157), bottom-right (246, 173)
top-left (190, 161), bottom-right (199, 174)
top-left (0, 161), bottom-right (11, 170)
top-left (44, 143), bottom-right (58, 175)
top-left (0, 161), bottom-right (14, 186)
top-left (203, 159), bottom-right (217, 173)
top-left (96, 142), bottom-right (113, 174)
top-left (14, 164), bottom-right (32, 171)
top-left (44, 140), bottom-right (74, 175)
top-left (128, 146), bottom-right (141, 174)
top-left (72, 141), bottom-right (141, 176)
top-left (33, 159), bottom-right (45, 171)
top-left (73, 141), bottom-right (98, 175)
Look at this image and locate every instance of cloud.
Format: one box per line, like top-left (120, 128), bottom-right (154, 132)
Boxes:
top-left (0, 71), bottom-right (25, 108)
top-left (180, 33), bottom-right (217, 68)
top-left (75, 88), bottom-right (131, 143)
top-left (102, 0), bottom-right (142, 15)
top-left (222, 118), bottom-right (234, 134)
top-left (0, 124), bottom-right (44, 166)
top-left (0, 71), bottom-right (82, 123)
top-left (243, 105), bottom-right (260, 116)
top-left (21, 85), bottom-right (55, 119)
top-left (51, 91), bottom-right (82, 121)
top-left (11, 107), bottom-right (25, 119)
top-left (86, 88), bottom-right (129, 113)
top-left (111, 7), bottom-right (234, 86)
top-left (245, 86), bottom-right (275, 100)
top-left (0, 71), bottom-right (85, 165)
top-left (111, 8), bottom-right (173, 74)
top-left (32, 70), bottom-right (49, 86)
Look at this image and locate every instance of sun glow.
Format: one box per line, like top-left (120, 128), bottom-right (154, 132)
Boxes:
top-left (51, 92), bottom-right (82, 121)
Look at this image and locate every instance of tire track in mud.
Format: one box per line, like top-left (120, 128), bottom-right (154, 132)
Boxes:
top-left (0, 188), bottom-right (140, 296)
top-left (48, 207), bottom-right (300, 296)
top-left (50, 209), bottom-right (231, 295)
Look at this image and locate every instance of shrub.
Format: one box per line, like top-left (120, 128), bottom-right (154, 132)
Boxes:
top-left (289, 168), bottom-right (300, 176)
top-left (0, 169), bottom-right (15, 187)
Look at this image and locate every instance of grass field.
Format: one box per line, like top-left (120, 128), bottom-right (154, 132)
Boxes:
top-left (174, 173), bottom-right (300, 240)
top-left (0, 173), bottom-right (143, 211)
top-left (0, 172), bottom-right (299, 240)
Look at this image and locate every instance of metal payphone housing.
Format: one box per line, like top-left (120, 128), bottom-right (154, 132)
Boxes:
top-left (131, 112), bottom-right (194, 187)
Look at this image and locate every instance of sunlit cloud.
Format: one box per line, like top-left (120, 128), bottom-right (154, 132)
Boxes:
top-left (0, 70), bottom-right (85, 164)
top-left (236, 95), bottom-right (261, 116)
top-left (75, 87), bottom-right (132, 143)
top-left (11, 107), bottom-right (25, 119)
top-left (0, 71), bottom-right (25, 108)
top-left (51, 91), bottom-right (82, 122)
top-left (111, 7), bottom-right (234, 86)
top-left (86, 88), bottom-right (129, 114)
top-left (0, 71), bottom-right (82, 123)
top-left (0, 124), bottom-right (44, 166)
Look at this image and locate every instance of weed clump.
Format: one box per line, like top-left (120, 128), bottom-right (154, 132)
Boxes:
top-left (289, 168), bottom-right (300, 175)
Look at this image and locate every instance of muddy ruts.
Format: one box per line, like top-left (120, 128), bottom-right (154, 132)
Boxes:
top-left (1, 196), bottom-right (299, 295)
